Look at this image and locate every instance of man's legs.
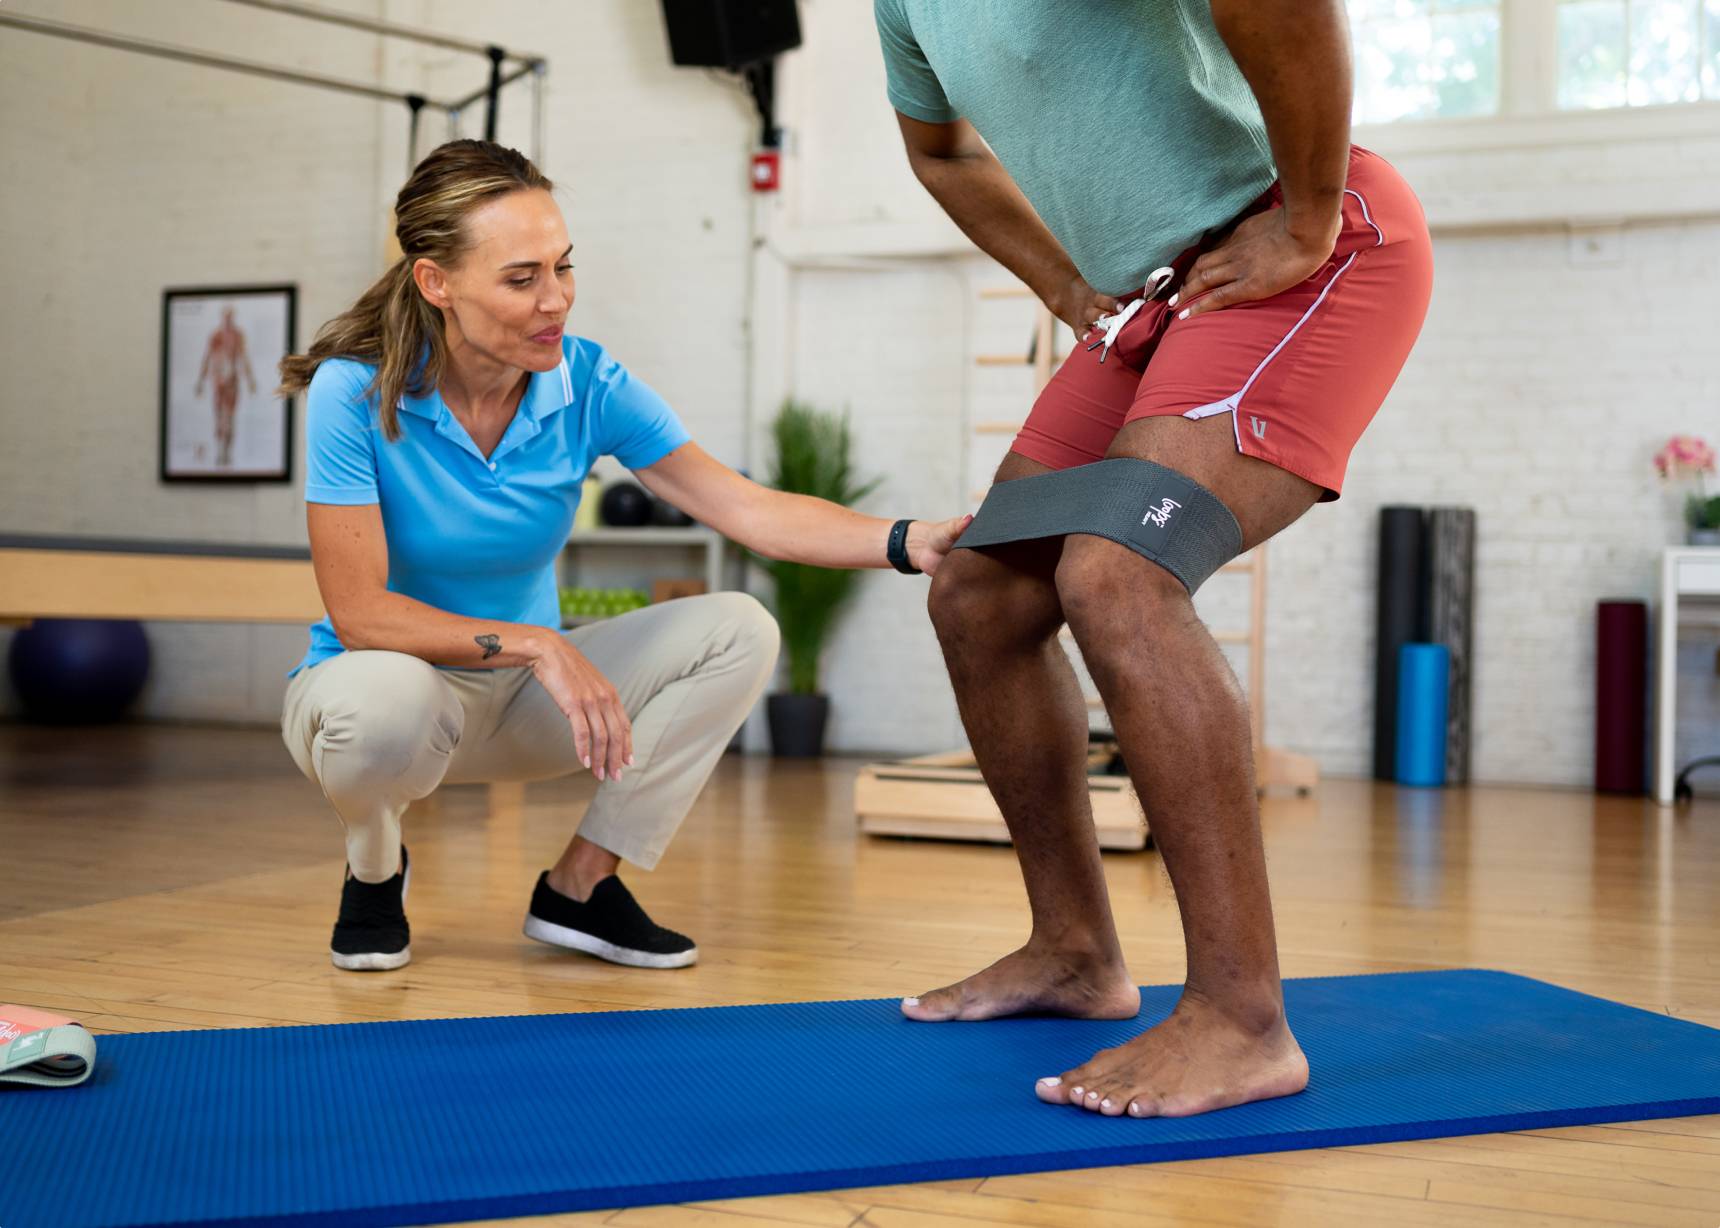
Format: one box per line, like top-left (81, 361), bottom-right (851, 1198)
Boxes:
top-left (911, 413), bottom-right (1317, 1115)
top-left (909, 151), bottom-right (1427, 1114)
top-left (1036, 412), bottom-right (1319, 1117)
top-left (907, 451), bottom-right (1140, 1023)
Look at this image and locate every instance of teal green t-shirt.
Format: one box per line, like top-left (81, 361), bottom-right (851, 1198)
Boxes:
top-left (875, 0), bottom-right (1277, 296)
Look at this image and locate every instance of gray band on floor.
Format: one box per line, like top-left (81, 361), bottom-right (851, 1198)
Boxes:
top-left (954, 458), bottom-right (1244, 593)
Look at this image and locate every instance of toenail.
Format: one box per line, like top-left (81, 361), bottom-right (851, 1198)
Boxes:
top-left (1128, 1101), bottom-right (1143, 1116)
top-left (1039, 1077), bottom-right (1061, 1087)
top-left (903, 997), bottom-right (920, 1007)
top-left (1071, 1086), bottom-right (1084, 1097)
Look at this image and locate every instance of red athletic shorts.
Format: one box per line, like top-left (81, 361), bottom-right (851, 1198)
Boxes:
top-left (1013, 146), bottom-right (1433, 501)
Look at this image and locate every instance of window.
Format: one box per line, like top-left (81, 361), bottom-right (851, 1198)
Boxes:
top-left (1556, 0), bottom-right (1720, 107)
top-left (1348, 0), bottom-right (1720, 123)
top-left (1349, 0), bottom-right (1504, 124)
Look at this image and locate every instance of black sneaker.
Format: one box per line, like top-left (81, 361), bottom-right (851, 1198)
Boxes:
top-left (523, 873), bottom-right (698, 968)
top-left (330, 847), bottom-right (410, 971)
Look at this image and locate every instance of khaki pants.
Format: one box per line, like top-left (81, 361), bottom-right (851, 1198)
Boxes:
top-left (282, 593), bottom-right (779, 882)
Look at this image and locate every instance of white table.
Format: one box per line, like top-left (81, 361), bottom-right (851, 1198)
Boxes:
top-left (1654, 545), bottom-right (1720, 803)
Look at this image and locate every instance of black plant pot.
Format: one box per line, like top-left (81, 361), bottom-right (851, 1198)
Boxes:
top-left (767, 692), bottom-right (829, 758)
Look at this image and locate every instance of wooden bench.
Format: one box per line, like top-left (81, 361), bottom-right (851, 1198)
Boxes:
top-left (0, 535), bottom-right (323, 625)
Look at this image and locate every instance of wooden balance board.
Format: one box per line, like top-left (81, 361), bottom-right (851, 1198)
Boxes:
top-left (855, 747), bottom-right (1148, 851)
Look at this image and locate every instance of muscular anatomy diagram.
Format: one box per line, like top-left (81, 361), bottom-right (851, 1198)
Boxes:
top-left (194, 308), bottom-right (257, 467)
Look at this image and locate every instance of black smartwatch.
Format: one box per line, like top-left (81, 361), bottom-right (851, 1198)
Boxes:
top-left (886, 519), bottom-right (921, 574)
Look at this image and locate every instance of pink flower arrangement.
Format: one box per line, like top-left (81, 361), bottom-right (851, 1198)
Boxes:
top-left (1655, 435), bottom-right (1720, 531)
top-left (1654, 434), bottom-right (1716, 480)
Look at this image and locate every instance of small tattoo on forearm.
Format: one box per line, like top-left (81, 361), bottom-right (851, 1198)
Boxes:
top-left (475, 634), bottom-right (501, 660)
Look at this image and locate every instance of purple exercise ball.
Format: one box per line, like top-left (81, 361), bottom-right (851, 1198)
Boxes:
top-left (8, 619), bottom-right (151, 724)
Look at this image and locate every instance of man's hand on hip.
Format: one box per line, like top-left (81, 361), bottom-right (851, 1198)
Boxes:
top-left (1048, 274), bottom-right (1122, 339)
top-left (1171, 205), bottom-right (1341, 321)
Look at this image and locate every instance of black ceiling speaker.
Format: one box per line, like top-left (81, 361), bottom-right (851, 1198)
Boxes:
top-left (661, 0), bottom-right (802, 70)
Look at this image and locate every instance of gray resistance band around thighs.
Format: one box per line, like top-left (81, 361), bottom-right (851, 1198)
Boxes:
top-left (954, 458), bottom-right (1244, 594)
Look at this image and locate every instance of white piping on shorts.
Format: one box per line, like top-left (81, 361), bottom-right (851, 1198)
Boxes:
top-left (1346, 186), bottom-right (1385, 246)
top-left (1181, 187), bottom-right (1385, 451)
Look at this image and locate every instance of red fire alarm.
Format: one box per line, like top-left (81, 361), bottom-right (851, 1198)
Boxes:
top-left (750, 148), bottom-right (781, 193)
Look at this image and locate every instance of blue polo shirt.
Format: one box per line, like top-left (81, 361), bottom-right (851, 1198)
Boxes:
top-left (290, 335), bottom-right (690, 676)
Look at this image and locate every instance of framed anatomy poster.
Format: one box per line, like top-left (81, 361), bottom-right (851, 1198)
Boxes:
top-left (160, 284), bottom-right (296, 483)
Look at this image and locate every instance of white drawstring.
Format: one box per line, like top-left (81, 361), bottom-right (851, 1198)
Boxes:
top-left (1085, 267), bottom-right (1175, 364)
top-left (1086, 298), bottom-right (1144, 364)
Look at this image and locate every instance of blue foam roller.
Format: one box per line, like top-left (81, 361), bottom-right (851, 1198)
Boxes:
top-left (1396, 642), bottom-right (1449, 787)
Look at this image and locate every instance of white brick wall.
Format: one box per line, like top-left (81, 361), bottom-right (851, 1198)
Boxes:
top-left (779, 264), bottom-right (972, 752)
top-left (3, 0), bottom-right (1716, 789)
top-left (1296, 219), bottom-right (1720, 785)
top-left (0, 0), bottom-right (399, 722)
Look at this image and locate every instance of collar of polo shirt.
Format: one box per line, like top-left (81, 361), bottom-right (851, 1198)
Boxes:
top-left (396, 351), bottom-right (575, 425)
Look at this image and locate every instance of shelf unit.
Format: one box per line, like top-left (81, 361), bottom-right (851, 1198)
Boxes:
top-left (561, 526), bottom-right (728, 598)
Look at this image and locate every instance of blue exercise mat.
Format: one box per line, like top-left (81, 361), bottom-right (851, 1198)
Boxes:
top-left (5, 969), bottom-right (1720, 1228)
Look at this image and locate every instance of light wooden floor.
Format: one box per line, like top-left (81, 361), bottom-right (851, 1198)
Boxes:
top-left (3, 724), bottom-right (1719, 1227)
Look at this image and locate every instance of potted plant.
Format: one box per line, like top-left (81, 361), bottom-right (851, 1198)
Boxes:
top-left (1653, 435), bottom-right (1720, 545)
top-left (757, 399), bottom-right (881, 757)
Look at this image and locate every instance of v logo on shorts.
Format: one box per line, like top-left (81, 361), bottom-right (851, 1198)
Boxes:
top-left (1250, 416), bottom-right (1268, 440)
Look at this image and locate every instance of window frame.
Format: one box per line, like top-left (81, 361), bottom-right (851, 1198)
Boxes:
top-left (1351, 0), bottom-right (1720, 150)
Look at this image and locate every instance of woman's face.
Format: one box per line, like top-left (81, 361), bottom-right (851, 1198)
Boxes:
top-left (418, 188), bottom-right (575, 374)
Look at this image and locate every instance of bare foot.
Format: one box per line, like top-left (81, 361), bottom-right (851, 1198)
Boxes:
top-left (902, 943), bottom-right (1141, 1022)
top-left (1035, 990), bottom-right (1308, 1117)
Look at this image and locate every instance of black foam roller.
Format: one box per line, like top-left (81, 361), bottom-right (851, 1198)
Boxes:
top-left (1427, 508), bottom-right (1476, 785)
top-left (1374, 506), bottom-right (1428, 780)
